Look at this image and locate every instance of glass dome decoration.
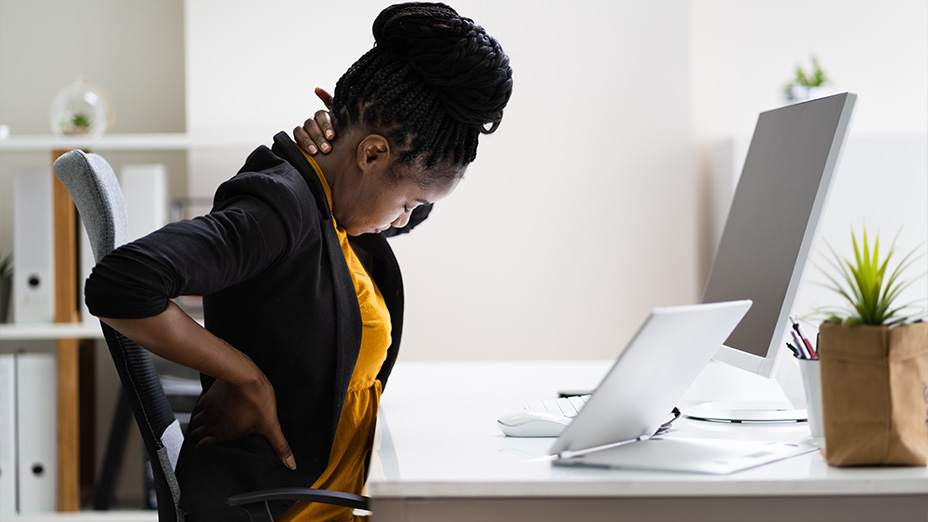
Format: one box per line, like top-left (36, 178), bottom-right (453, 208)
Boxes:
top-left (49, 77), bottom-right (115, 138)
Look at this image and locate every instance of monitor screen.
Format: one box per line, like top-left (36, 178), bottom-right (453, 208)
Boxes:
top-left (701, 93), bottom-right (857, 378)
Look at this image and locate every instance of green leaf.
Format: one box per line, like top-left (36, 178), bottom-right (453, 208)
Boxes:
top-left (815, 227), bottom-right (926, 326)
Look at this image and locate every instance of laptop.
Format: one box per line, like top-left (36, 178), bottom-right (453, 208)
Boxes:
top-left (537, 300), bottom-right (816, 474)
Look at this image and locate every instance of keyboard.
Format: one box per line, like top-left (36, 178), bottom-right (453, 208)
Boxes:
top-left (524, 394), bottom-right (591, 418)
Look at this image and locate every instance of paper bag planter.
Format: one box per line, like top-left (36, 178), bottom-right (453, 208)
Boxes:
top-left (818, 322), bottom-right (928, 466)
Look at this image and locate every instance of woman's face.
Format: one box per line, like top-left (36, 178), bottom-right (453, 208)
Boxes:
top-left (333, 161), bottom-right (462, 236)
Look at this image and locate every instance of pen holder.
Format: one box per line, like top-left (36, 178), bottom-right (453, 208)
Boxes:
top-left (797, 358), bottom-right (824, 448)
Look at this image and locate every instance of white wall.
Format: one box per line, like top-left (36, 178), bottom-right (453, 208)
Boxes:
top-left (690, 0), bottom-right (928, 322)
top-left (691, 0), bottom-right (928, 141)
top-left (185, 0), bottom-right (697, 362)
top-left (0, 0), bottom-right (186, 135)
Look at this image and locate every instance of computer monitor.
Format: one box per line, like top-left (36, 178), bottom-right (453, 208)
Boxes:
top-left (694, 93), bottom-right (858, 421)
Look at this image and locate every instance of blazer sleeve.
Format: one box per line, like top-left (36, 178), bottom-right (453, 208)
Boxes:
top-left (85, 169), bottom-right (314, 319)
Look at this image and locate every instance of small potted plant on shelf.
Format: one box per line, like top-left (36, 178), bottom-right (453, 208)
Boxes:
top-left (815, 227), bottom-right (927, 467)
top-left (785, 56), bottom-right (830, 103)
top-left (49, 76), bottom-right (114, 138)
top-left (66, 113), bottom-right (94, 134)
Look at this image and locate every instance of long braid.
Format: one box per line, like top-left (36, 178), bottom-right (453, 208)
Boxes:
top-left (331, 2), bottom-right (512, 180)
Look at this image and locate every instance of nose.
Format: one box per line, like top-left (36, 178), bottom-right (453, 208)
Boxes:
top-left (391, 211), bottom-right (411, 229)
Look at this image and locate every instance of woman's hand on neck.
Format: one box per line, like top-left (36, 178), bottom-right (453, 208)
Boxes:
top-left (310, 126), bottom-right (365, 193)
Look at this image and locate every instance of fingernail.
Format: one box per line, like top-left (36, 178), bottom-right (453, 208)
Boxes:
top-left (308, 144), bottom-right (317, 154)
top-left (321, 143), bottom-right (330, 152)
top-left (325, 130), bottom-right (334, 139)
top-left (286, 455), bottom-right (297, 470)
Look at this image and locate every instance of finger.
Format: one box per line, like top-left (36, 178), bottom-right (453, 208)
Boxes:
top-left (293, 125), bottom-right (318, 155)
top-left (314, 87), bottom-right (334, 110)
top-left (191, 394), bottom-right (207, 416)
top-left (188, 409), bottom-right (205, 434)
top-left (189, 424), bottom-right (210, 444)
top-left (197, 435), bottom-right (220, 446)
top-left (314, 109), bottom-right (335, 143)
top-left (302, 112), bottom-right (332, 154)
top-left (262, 421), bottom-right (296, 471)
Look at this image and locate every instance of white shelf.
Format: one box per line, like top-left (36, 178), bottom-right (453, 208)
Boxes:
top-left (0, 322), bottom-right (103, 341)
top-left (1, 510), bottom-right (156, 522)
top-left (0, 133), bottom-right (269, 152)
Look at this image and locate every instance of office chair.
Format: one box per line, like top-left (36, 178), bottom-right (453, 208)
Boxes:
top-left (53, 150), bottom-right (370, 522)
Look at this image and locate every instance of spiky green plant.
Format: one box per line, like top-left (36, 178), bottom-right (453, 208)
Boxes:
top-left (794, 56), bottom-right (828, 88)
top-left (817, 228), bottom-right (926, 326)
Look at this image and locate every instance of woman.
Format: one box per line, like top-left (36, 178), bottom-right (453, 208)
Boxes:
top-left (84, 3), bottom-right (512, 520)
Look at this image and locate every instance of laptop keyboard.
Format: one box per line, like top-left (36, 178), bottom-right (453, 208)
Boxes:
top-left (524, 395), bottom-right (591, 418)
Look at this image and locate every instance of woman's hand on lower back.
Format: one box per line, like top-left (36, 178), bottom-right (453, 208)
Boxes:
top-left (101, 302), bottom-right (298, 472)
top-left (189, 366), bottom-right (297, 471)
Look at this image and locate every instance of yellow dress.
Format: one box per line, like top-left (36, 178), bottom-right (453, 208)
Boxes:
top-left (277, 152), bottom-right (392, 522)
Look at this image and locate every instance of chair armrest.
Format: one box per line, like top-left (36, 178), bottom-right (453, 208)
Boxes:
top-left (228, 487), bottom-right (370, 522)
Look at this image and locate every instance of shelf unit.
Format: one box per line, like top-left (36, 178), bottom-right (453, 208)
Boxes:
top-left (0, 322), bottom-right (103, 341)
top-left (4, 510), bottom-right (156, 522)
top-left (0, 133), bottom-right (266, 152)
top-left (1, 133), bottom-right (262, 513)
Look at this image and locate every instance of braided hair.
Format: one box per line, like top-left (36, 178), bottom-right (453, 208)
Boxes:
top-left (332, 2), bottom-right (512, 182)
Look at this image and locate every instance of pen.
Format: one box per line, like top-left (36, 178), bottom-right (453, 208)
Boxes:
top-left (792, 321), bottom-right (818, 359)
top-left (790, 329), bottom-right (811, 359)
top-left (786, 342), bottom-right (802, 359)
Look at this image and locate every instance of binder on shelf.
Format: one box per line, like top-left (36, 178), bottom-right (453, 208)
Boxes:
top-left (78, 226), bottom-right (94, 323)
top-left (0, 354), bottom-right (16, 514)
top-left (13, 170), bottom-right (55, 324)
top-left (77, 163), bottom-right (169, 322)
top-left (120, 163), bottom-right (168, 242)
top-left (15, 353), bottom-right (57, 513)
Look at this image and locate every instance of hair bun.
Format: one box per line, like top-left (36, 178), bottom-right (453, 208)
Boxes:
top-left (372, 2), bottom-right (512, 133)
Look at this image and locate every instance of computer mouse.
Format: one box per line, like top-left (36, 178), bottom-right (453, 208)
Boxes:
top-left (497, 410), bottom-right (572, 437)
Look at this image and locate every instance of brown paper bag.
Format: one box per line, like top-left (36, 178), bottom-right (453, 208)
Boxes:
top-left (818, 321), bottom-right (928, 466)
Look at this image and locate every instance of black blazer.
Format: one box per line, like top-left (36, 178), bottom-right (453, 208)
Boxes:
top-left (86, 132), bottom-right (421, 521)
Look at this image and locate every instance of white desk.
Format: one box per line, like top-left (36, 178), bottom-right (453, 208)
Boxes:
top-left (368, 360), bottom-right (928, 522)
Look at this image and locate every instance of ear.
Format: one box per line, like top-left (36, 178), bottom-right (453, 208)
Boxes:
top-left (355, 134), bottom-right (392, 175)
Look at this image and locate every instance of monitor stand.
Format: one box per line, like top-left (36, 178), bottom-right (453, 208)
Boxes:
top-left (684, 401), bottom-right (806, 423)
top-left (684, 348), bottom-right (808, 423)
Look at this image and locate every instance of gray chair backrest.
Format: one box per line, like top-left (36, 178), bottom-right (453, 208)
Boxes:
top-left (54, 150), bottom-right (185, 522)
top-left (53, 151), bottom-right (128, 262)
